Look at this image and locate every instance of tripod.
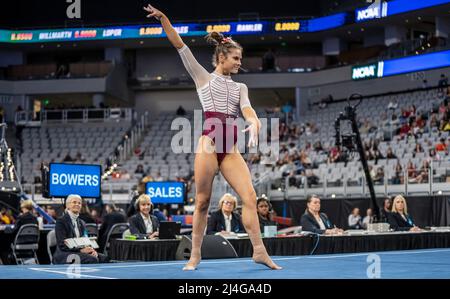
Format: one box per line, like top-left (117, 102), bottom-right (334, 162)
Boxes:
top-left (334, 95), bottom-right (380, 222)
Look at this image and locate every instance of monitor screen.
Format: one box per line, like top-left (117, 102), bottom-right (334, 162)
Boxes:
top-left (48, 163), bottom-right (101, 198)
top-left (145, 181), bottom-right (185, 204)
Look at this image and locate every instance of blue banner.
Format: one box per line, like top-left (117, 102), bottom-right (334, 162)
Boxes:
top-left (352, 50), bottom-right (450, 80)
top-left (145, 181), bottom-right (185, 204)
top-left (49, 163), bottom-right (101, 198)
top-left (382, 50), bottom-right (450, 77)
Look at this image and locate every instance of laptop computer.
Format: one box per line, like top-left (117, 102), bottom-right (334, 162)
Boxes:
top-left (159, 221), bottom-right (181, 239)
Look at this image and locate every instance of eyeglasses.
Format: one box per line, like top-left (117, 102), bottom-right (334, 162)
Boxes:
top-left (223, 200), bottom-right (234, 206)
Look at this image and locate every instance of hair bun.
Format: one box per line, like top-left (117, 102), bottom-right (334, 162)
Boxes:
top-left (205, 31), bottom-right (224, 46)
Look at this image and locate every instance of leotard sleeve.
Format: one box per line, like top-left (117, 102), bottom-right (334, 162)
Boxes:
top-left (177, 45), bottom-right (212, 89)
top-left (239, 83), bottom-right (252, 110)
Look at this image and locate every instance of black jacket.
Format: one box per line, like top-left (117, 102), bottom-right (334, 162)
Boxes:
top-left (207, 210), bottom-right (245, 234)
top-left (258, 214), bottom-right (277, 233)
top-left (300, 211), bottom-right (334, 234)
top-left (55, 213), bottom-right (87, 254)
top-left (388, 212), bottom-right (415, 231)
top-left (379, 208), bottom-right (391, 223)
top-left (12, 212), bottom-right (38, 236)
top-left (128, 213), bottom-right (159, 235)
top-left (98, 211), bottom-right (127, 251)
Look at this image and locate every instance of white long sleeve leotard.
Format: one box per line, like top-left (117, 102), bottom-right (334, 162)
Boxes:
top-left (177, 45), bottom-right (252, 116)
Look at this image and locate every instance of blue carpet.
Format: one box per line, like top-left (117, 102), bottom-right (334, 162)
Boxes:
top-left (1, 248), bottom-right (449, 279)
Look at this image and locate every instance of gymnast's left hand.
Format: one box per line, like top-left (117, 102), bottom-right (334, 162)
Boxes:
top-left (242, 120), bottom-right (260, 148)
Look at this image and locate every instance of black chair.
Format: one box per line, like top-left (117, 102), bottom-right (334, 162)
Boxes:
top-left (10, 224), bottom-right (40, 265)
top-left (103, 223), bottom-right (129, 255)
top-left (46, 230), bottom-right (56, 264)
top-left (85, 223), bottom-right (99, 238)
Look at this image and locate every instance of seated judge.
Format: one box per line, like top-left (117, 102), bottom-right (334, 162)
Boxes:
top-left (128, 194), bottom-right (159, 239)
top-left (379, 197), bottom-right (392, 223)
top-left (388, 195), bottom-right (421, 232)
top-left (98, 204), bottom-right (126, 252)
top-left (207, 193), bottom-right (245, 235)
top-left (257, 197), bottom-right (277, 233)
top-left (53, 194), bottom-right (109, 264)
top-left (300, 194), bottom-right (344, 235)
top-left (12, 200), bottom-right (38, 237)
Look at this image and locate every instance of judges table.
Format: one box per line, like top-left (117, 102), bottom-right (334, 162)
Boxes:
top-left (109, 231), bottom-right (450, 262)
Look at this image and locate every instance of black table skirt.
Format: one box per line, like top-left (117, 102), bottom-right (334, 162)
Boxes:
top-left (109, 232), bottom-right (450, 262)
top-left (110, 239), bottom-right (181, 261)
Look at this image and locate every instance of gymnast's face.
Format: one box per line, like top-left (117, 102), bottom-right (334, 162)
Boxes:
top-left (219, 48), bottom-right (242, 74)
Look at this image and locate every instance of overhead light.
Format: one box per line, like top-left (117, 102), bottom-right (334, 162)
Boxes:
top-left (260, 36), bottom-right (265, 40)
top-left (331, 194), bottom-right (336, 198)
top-left (405, 19), bottom-right (409, 23)
top-left (139, 40), bottom-right (144, 44)
top-left (278, 187), bottom-right (282, 191)
top-left (296, 36), bottom-right (300, 39)
top-left (417, 16), bottom-right (422, 21)
top-left (278, 36), bottom-right (283, 40)
top-left (438, 190), bottom-right (443, 195)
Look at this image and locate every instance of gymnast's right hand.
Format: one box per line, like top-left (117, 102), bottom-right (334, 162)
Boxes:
top-left (143, 4), bottom-right (164, 20)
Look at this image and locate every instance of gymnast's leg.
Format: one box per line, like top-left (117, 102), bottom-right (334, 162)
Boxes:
top-left (183, 136), bottom-right (219, 270)
top-left (219, 149), bottom-right (282, 270)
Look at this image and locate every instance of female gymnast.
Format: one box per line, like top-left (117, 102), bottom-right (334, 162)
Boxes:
top-left (144, 4), bottom-right (281, 271)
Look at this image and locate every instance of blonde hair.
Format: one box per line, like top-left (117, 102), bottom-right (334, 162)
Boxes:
top-left (218, 193), bottom-right (237, 210)
top-left (391, 195), bottom-right (408, 214)
top-left (136, 194), bottom-right (153, 212)
top-left (205, 31), bottom-right (242, 67)
top-left (20, 200), bottom-right (33, 211)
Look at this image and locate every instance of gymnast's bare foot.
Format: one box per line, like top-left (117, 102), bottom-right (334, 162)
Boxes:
top-left (183, 252), bottom-right (201, 271)
top-left (252, 247), bottom-right (282, 270)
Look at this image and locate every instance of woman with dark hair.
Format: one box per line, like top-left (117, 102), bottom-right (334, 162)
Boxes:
top-left (300, 195), bottom-right (343, 235)
top-left (143, 4), bottom-right (280, 270)
top-left (256, 197), bottom-right (277, 233)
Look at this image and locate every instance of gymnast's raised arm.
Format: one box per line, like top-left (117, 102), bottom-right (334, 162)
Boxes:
top-left (143, 4), bottom-right (184, 49)
top-left (143, 4), bottom-right (211, 88)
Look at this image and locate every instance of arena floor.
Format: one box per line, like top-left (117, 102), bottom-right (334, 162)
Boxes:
top-left (1, 248), bottom-right (449, 279)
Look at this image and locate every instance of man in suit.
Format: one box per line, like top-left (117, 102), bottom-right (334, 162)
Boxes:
top-left (207, 193), bottom-right (245, 235)
top-left (300, 194), bottom-right (343, 235)
top-left (98, 204), bottom-right (127, 252)
top-left (128, 194), bottom-right (159, 239)
top-left (53, 194), bottom-right (109, 264)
